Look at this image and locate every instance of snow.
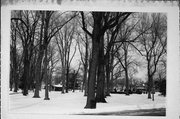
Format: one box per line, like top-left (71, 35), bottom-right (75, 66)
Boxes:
top-left (9, 90), bottom-right (165, 115)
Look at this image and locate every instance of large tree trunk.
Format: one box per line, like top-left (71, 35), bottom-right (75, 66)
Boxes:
top-left (33, 12), bottom-right (45, 98)
top-left (43, 11), bottom-right (51, 99)
top-left (10, 67), bottom-right (13, 91)
top-left (148, 75), bottom-right (153, 99)
top-left (13, 56), bottom-right (18, 93)
top-left (22, 52), bottom-right (30, 96)
top-left (13, 30), bottom-right (18, 92)
top-left (33, 46), bottom-right (44, 98)
top-left (84, 12), bottom-right (104, 109)
top-left (96, 37), bottom-right (106, 103)
top-left (84, 42), bottom-right (99, 108)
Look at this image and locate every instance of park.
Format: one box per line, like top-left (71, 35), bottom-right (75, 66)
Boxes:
top-left (9, 10), bottom-right (167, 116)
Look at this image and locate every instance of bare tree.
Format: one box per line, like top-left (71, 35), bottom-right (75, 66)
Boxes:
top-left (138, 13), bottom-right (167, 99)
top-left (11, 10), bottom-right (40, 95)
top-left (47, 43), bottom-right (59, 91)
top-left (33, 11), bottom-right (77, 98)
top-left (81, 12), bottom-right (131, 108)
top-left (104, 23), bottom-right (122, 96)
top-left (76, 30), bottom-right (90, 96)
top-left (55, 16), bottom-right (77, 93)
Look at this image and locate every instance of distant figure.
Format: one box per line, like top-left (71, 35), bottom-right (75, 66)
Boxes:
top-left (114, 88), bottom-right (117, 93)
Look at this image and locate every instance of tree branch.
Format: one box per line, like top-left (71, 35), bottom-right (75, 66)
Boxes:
top-left (80, 12), bottom-right (92, 38)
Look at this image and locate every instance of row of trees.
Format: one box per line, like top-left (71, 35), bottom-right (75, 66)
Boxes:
top-left (10, 11), bottom-right (77, 97)
top-left (10, 11), bottom-right (167, 108)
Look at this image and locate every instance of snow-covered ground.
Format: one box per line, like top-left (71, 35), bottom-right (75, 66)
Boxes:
top-left (9, 90), bottom-right (165, 115)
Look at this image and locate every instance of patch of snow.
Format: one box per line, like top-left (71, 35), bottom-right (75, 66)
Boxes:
top-left (9, 90), bottom-right (165, 115)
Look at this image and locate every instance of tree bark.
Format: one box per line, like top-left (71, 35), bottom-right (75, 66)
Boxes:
top-left (22, 50), bottom-right (30, 96)
top-left (44, 46), bottom-right (50, 100)
top-left (33, 45), bottom-right (44, 98)
top-left (124, 44), bottom-right (129, 95)
top-left (147, 78), bottom-right (153, 99)
top-left (66, 62), bottom-right (69, 93)
top-left (105, 51), bottom-right (111, 96)
top-left (61, 64), bottom-right (66, 94)
top-left (84, 12), bottom-right (104, 109)
top-left (12, 29), bottom-right (18, 92)
top-left (125, 68), bottom-right (129, 95)
top-left (83, 64), bottom-right (88, 96)
top-left (147, 61), bottom-right (152, 99)
top-left (84, 42), bottom-right (99, 108)
top-left (107, 49), bottom-right (115, 96)
top-left (147, 74), bottom-right (153, 99)
top-left (10, 67), bottom-right (13, 91)
top-left (96, 37), bottom-right (106, 103)
top-left (83, 35), bottom-right (89, 96)
top-left (33, 12), bottom-right (45, 98)
top-left (43, 11), bottom-right (51, 99)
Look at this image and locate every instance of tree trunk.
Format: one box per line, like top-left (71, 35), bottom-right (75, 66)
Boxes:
top-left (61, 65), bottom-right (66, 94)
top-left (147, 61), bottom-right (152, 99)
top-left (107, 50), bottom-right (114, 96)
top-left (33, 12), bottom-right (45, 98)
top-left (124, 48), bottom-right (129, 95)
top-left (83, 35), bottom-right (89, 96)
top-left (83, 64), bottom-right (88, 96)
top-left (148, 75), bottom-right (153, 99)
top-left (10, 67), bottom-right (13, 91)
top-left (65, 63), bottom-right (69, 93)
top-left (22, 53), bottom-right (30, 96)
top-left (33, 46), bottom-right (44, 98)
top-left (84, 42), bottom-right (99, 108)
top-left (49, 64), bottom-right (53, 92)
top-left (122, 42), bottom-right (129, 96)
top-left (44, 46), bottom-right (50, 100)
top-left (43, 11), bottom-right (51, 98)
top-left (13, 30), bottom-right (18, 92)
top-left (105, 51), bottom-right (111, 96)
top-left (125, 68), bottom-right (129, 95)
top-left (84, 12), bottom-right (104, 108)
top-left (96, 37), bottom-right (106, 103)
